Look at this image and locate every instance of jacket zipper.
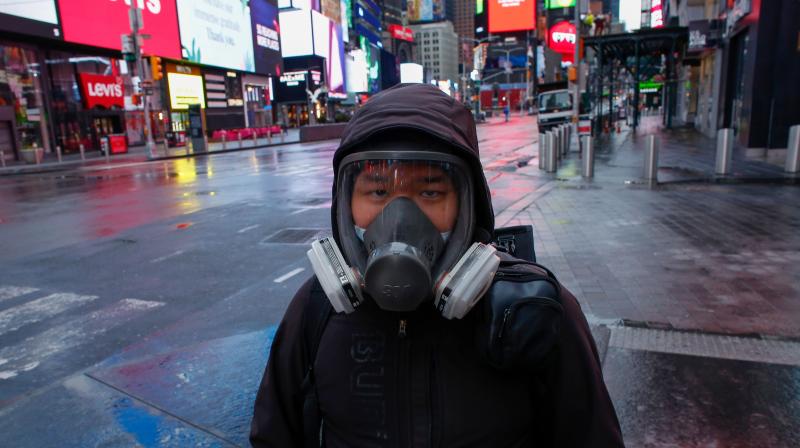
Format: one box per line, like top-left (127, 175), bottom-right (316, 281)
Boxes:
top-left (397, 318), bottom-right (410, 448)
top-left (497, 298), bottom-right (563, 340)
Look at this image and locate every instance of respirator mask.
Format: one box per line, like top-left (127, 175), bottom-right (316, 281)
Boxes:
top-left (307, 150), bottom-right (500, 319)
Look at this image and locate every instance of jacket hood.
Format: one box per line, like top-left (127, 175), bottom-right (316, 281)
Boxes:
top-left (331, 83), bottom-right (494, 245)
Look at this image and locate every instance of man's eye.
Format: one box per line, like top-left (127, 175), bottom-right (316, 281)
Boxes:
top-left (421, 190), bottom-right (443, 199)
top-left (371, 189), bottom-right (388, 198)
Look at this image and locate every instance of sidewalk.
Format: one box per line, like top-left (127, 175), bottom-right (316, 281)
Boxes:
top-left (494, 117), bottom-right (800, 338)
top-left (0, 129), bottom-right (301, 176)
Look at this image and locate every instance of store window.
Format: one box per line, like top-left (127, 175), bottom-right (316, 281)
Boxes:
top-left (46, 51), bottom-right (126, 154)
top-left (0, 43), bottom-right (48, 160)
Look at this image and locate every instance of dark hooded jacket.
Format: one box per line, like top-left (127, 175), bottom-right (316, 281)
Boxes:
top-left (250, 84), bottom-right (624, 448)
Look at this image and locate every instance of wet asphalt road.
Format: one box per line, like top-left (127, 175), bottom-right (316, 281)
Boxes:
top-left (1, 116), bottom-right (798, 447)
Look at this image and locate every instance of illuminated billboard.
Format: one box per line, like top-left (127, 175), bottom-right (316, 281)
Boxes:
top-left (488, 0), bottom-right (536, 33)
top-left (168, 73), bottom-right (206, 110)
top-left (408, 0), bottom-right (446, 23)
top-left (250, 0), bottom-right (283, 76)
top-left (177, 0), bottom-right (256, 72)
top-left (548, 20), bottom-right (575, 63)
top-left (545, 0), bottom-right (575, 8)
top-left (58, 0), bottom-right (181, 58)
top-left (619, 0), bottom-right (642, 31)
top-left (0, 0), bottom-right (60, 38)
top-left (400, 63), bottom-right (424, 83)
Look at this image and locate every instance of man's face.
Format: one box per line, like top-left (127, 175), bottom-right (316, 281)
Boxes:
top-left (351, 161), bottom-right (458, 233)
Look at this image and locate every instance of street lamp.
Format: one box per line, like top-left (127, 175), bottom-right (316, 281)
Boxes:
top-left (460, 35), bottom-right (498, 122)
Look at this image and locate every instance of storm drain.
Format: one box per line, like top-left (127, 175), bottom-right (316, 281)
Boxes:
top-left (260, 228), bottom-right (329, 245)
top-left (609, 326), bottom-right (800, 367)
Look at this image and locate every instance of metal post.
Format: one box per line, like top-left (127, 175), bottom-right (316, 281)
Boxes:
top-left (554, 127), bottom-right (562, 160)
top-left (546, 131), bottom-right (558, 173)
top-left (129, 5), bottom-right (156, 159)
top-left (538, 133), bottom-right (546, 169)
top-left (222, 133), bottom-right (227, 150)
top-left (0, 150), bottom-right (5, 167)
top-left (785, 124), bottom-right (800, 173)
top-left (715, 128), bottom-right (734, 175)
top-left (565, 124), bottom-right (572, 154)
top-left (79, 143), bottom-right (85, 161)
top-left (644, 135), bottom-right (659, 181)
top-left (561, 125), bottom-right (568, 156)
top-left (56, 145), bottom-right (62, 163)
top-left (238, 132), bottom-right (243, 149)
top-left (252, 131), bottom-right (258, 147)
top-left (104, 142), bottom-right (110, 163)
top-left (582, 136), bottom-right (594, 178)
top-left (633, 40), bottom-right (640, 131)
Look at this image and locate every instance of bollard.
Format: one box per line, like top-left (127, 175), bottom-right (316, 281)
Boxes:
top-left (786, 124), bottom-right (800, 173)
top-left (0, 150), bottom-right (5, 167)
top-left (560, 125), bottom-right (568, 156)
top-left (644, 135), bottom-right (659, 181)
top-left (79, 143), bottom-right (86, 161)
top-left (715, 128), bottom-right (734, 175)
top-left (252, 130), bottom-right (258, 147)
top-left (104, 143), bottom-right (110, 163)
top-left (238, 132), bottom-right (243, 149)
top-left (222, 133), bottom-right (227, 150)
top-left (564, 125), bottom-right (571, 154)
top-left (545, 131), bottom-right (558, 173)
top-left (56, 145), bottom-right (62, 163)
top-left (538, 133), bottom-right (546, 169)
top-left (582, 136), bottom-right (595, 178)
top-left (554, 128), bottom-right (562, 161)
top-left (268, 130), bottom-right (273, 144)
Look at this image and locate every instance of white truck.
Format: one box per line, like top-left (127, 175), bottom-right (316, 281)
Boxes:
top-left (537, 81), bottom-right (573, 132)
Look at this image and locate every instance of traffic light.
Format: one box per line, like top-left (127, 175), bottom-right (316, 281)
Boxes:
top-left (150, 56), bottom-right (163, 81)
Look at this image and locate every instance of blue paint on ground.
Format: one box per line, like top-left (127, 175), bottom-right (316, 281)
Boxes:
top-left (112, 396), bottom-right (161, 447)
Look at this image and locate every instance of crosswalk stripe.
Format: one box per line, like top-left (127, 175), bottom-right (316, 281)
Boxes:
top-left (0, 293), bottom-right (98, 336)
top-left (0, 298), bottom-right (164, 380)
top-left (0, 286), bottom-right (38, 302)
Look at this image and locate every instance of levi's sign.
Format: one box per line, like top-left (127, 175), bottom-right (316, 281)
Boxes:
top-left (79, 73), bottom-right (124, 109)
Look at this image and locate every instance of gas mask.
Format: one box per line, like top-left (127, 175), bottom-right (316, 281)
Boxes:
top-left (307, 150), bottom-right (500, 319)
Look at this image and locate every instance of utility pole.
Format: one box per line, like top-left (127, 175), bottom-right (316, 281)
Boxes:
top-left (128, 5), bottom-right (156, 159)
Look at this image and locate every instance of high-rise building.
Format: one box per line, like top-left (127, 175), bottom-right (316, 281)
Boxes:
top-left (409, 21), bottom-right (459, 83)
top-left (447, 0), bottom-right (476, 66)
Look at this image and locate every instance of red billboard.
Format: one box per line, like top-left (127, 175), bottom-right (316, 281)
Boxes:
top-left (58, 1), bottom-right (181, 59)
top-left (79, 73), bottom-right (124, 109)
top-left (548, 20), bottom-right (576, 63)
top-left (488, 0), bottom-right (536, 33)
top-left (389, 24), bottom-right (414, 42)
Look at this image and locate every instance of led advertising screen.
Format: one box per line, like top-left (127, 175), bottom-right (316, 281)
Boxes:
top-left (251, 0), bottom-right (283, 76)
top-left (58, 1), bottom-right (181, 58)
top-left (400, 63), bottom-right (424, 83)
top-left (407, 0), bottom-right (446, 23)
top-left (168, 72), bottom-right (206, 110)
top-left (619, 0), bottom-right (642, 31)
top-left (177, 0), bottom-right (256, 72)
top-left (279, 10), bottom-right (314, 57)
top-left (0, 0), bottom-right (60, 38)
top-left (545, 0), bottom-right (575, 8)
top-left (548, 20), bottom-right (575, 63)
top-left (346, 49), bottom-right (369, 93)
top-left (488, 0), bottom-right (536, 33)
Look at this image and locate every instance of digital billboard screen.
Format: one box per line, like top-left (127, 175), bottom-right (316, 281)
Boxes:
top-left (408, 0), bottom-right (446, 23)
top-left (548, 20), bottom-right (575, 63)
top-left (0, 0), bottom-right (60, 39)
top-left (488, 0), bottom-right (536, 33)
top-left (177, 0), bottom-right (256, 72)
top-left (58, 1), bottom-right (181, 58)
top-left (250, 0), bottom-right (283, 76)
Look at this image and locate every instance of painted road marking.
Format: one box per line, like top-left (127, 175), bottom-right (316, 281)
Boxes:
top-left (150, 250), bottom-right (185, 264)
top-left (0, 299), bottom-right (164, 380)
top-left (0, 293), bottom-right (98, 336)
top-left (274, 268), bottom-right (305, 283)
top-left (0, 286), bottom-right (38, 302)
top-left (237, 224), bottom-right (260, 234)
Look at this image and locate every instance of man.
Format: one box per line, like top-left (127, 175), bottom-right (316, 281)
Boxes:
top-left (251, 84), bottom-right (623, 447)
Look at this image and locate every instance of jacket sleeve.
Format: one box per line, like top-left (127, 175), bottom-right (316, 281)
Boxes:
top-left (250, 278), bottom-right (315, 448)
top-left (541, 285), bottom-right (625, 447)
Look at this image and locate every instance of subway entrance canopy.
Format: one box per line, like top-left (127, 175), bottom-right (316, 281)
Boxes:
top-left (584, 27), bottom-right (688, 130)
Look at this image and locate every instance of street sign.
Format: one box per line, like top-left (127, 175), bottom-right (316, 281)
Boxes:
top-left (120, 34), bottom-right (134, 54)
top-left (139, 81), bottom-right (153, 89)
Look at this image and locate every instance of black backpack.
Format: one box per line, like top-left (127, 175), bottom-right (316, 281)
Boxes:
top-left (299, 225), bottom-right (559, 447)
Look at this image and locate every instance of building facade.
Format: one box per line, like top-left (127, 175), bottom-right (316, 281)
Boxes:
top-left (410, 21), bottom-right (459, 84)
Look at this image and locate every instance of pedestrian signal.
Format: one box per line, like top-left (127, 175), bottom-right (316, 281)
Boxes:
top-left (150, 56), bottom-right (163, 81)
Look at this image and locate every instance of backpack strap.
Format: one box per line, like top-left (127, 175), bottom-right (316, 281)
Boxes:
top-left (301, 279), bottom-right (333, 448)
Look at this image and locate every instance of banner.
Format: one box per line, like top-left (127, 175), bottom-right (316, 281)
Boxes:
top-left (79, 74), bottom-right (124, 109)
top-left (488, 0), bottom-right (536, 33)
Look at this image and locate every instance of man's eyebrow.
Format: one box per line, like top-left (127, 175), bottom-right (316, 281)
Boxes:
top-left (414, 175), bottom-right (447, 183)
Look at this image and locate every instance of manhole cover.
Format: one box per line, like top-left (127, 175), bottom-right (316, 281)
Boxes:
top-left (261, 228), bottom-right (328, 245)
